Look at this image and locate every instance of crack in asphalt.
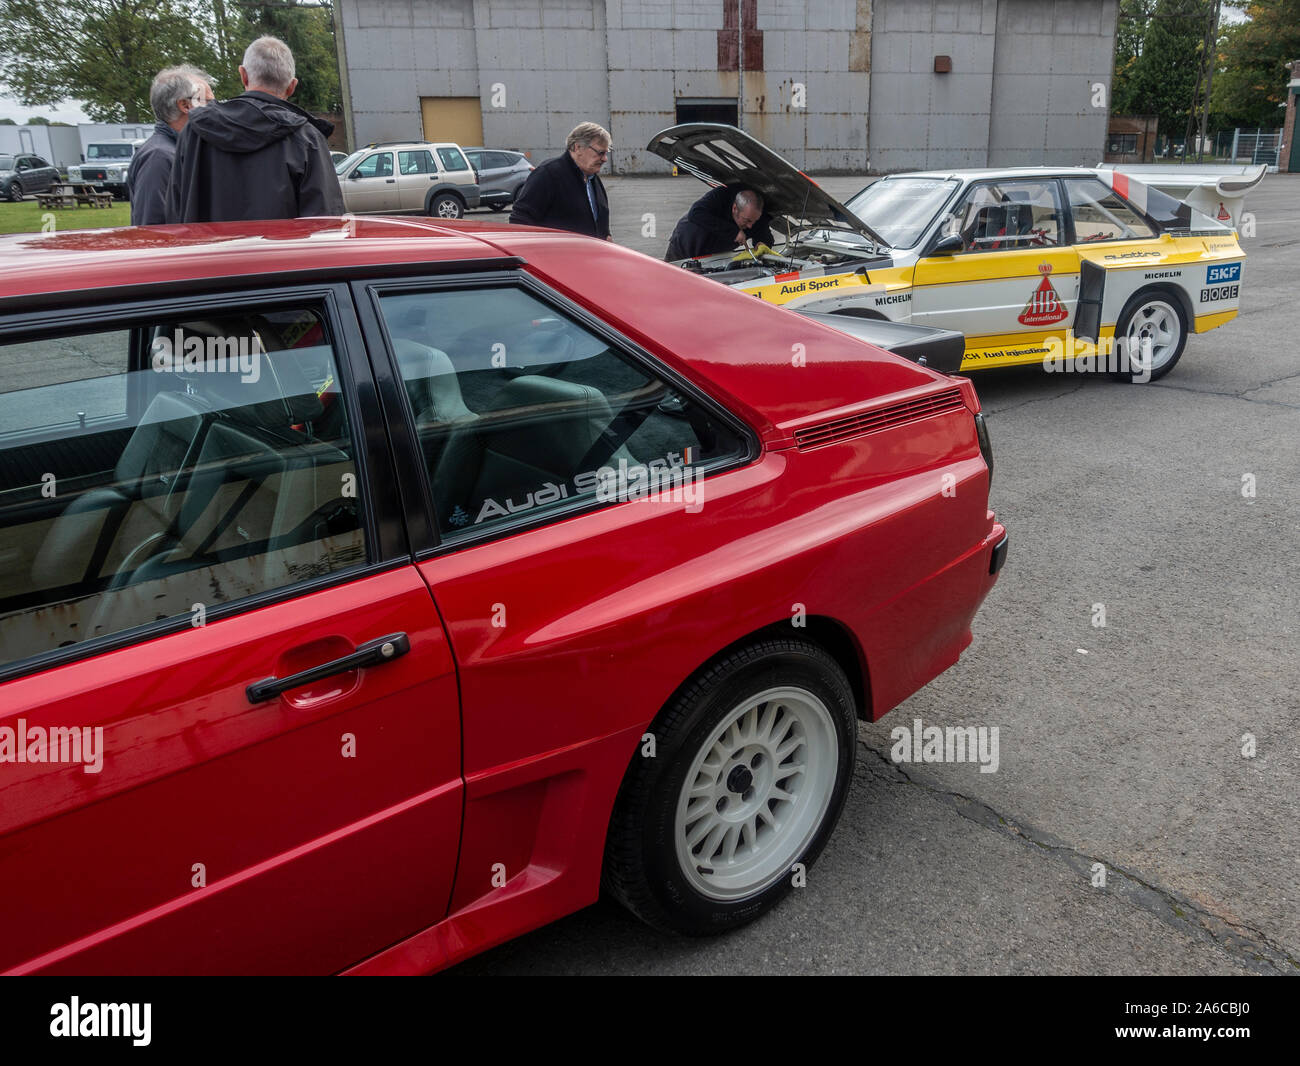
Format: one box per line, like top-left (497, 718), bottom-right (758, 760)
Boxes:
top-left (1149, 378), bottom-right (1300, 411)
top-left (857, 742), bottom-right (1299, 975)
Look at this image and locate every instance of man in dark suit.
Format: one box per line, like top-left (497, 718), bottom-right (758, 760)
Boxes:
top-left (509, 122), bottom-right (611, 239)
top-left (665, 185), bottom-right (776, 260)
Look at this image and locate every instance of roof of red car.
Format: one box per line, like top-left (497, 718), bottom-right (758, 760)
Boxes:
top-left (0, 216), bottom-right (955, 443)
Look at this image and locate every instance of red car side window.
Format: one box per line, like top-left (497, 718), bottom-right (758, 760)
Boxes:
top-left (0, 308), bottom-right (366, 668)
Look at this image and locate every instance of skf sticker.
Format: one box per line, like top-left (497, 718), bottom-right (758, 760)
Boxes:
top-left (1018, 262), bottom-right (1069, 326)
top-left (1207, 262), bottom-right (1241, 285)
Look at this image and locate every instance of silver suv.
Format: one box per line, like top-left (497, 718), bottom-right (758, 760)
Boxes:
top-left (336, 142), bottom-right (481, 218)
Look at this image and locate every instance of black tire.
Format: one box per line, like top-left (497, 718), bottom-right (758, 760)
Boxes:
top-left (489, 203), bottom-right (506, 212)
top-left (1112, 289), bottom-right (1187, 382)
top-left (602, 638), bottom-right (857, 936)
top-left (7, 181), bottom-right (22, 203)
top-left (428, 192), bottom-right (464, 219)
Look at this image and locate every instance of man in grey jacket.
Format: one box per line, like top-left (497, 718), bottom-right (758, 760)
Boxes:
top-left (126, 65), bottom-right (213, 226)
top-left (166, 36), bottom-right (343, 223)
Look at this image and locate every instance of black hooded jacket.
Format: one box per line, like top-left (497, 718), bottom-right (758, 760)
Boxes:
top-left (165, 90), bottom-right (344, 223)
top-left (665, 184), bottom-right (776, 261)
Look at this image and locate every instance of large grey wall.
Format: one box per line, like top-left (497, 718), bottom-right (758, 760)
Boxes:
top-left (336, 0), bottom-right (1115, 174)
top-left (987, 0), bottom-right (1118, 166)
top-left (476, 0), bottom-right (608, 163)
top-left (868, 0), bottom-right (1116, 172)
top-left (341, 0), bottom-right (479, 145)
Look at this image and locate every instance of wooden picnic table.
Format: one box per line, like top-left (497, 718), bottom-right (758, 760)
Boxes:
top-left (35, 183), bottom-right (114, 210)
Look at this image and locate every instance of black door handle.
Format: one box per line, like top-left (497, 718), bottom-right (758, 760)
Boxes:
top-left (247, 632), bottom-right (410, 703)
top-left (385, 178), bottom-right (395, 183)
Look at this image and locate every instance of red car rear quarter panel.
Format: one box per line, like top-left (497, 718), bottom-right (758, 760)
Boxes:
top-left (483, 232), bottom-right (943, 444)
top-left (417, 414), bottom-right (996, 929)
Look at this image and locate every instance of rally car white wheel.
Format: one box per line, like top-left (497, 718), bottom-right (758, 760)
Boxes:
top-left (1116, 291), bottom-right (1187, 382)
top-left (602, 638), bottom-right (857, 935)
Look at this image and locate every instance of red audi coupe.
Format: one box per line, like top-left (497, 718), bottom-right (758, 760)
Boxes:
top-left (0, 217), bottom-right (1006, 974)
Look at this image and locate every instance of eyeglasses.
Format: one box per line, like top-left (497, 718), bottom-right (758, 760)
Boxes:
top-left (585, 145), bottom-right (610, 158)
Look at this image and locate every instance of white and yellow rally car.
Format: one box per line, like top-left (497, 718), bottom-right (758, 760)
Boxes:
top-left (649, 124), bottom-right (1263, 381)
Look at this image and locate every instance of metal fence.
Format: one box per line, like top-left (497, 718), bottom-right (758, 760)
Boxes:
top-left (1211, 128), bottom-right (1281, 166)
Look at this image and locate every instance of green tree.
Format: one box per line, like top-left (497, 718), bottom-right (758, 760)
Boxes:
top-left (25, 115), bottom-right (51, 124)
top-left (0, 0), bottom-right (220, 123)
top-left (0, 118), bottom-right (14, 125)
top-left (1111, 0), bottom-right (1217, 145)
top-left (226, 1), bottom-right (340, 113)
top-left (1212, 0), bottom-right (1300, 127)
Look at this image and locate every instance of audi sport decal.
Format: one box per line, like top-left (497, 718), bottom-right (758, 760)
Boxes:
top-left (1017, 263), bottom-right (1069, 326)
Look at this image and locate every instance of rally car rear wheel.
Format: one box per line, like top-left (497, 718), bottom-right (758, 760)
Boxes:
top-left (602, 638), bottom-right (857, 935)
top-left (1115, 291), bottom-right (1187, 382)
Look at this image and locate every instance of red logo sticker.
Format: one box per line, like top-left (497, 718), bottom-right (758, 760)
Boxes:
top-left (1217, 201), bottom-right (1231, 221)
top-left (1018, 262), bottom-right (1069, 326)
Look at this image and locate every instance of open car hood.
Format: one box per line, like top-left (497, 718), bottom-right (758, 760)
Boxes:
top-left (646, 123), bottom-right (889, 249)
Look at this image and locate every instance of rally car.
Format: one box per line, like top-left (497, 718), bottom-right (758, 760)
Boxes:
top-left (649, 123), bottom-right (1263, 381)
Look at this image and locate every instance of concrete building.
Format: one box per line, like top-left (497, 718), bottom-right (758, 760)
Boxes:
top-left (333, 0), bottom-right (1119, 173)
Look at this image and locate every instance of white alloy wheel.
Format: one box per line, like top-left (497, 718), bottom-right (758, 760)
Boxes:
top-left (674, 686), bottom-right (838, 901)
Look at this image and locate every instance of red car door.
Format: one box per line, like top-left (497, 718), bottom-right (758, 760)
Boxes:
top-left (0, 290), bottom-right (462, 974)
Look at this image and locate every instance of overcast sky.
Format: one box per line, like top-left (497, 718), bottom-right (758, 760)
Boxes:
top-left (0, 96), bottom-right (92, 125)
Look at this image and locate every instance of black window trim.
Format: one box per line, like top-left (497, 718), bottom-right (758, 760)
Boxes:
top-left (354, 268), bottom-right (762, 559)
top-left (0, 281), bottom-right (407, 683)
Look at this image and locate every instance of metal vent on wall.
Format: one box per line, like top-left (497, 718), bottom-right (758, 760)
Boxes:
top-left (793, 388), bottom-right (966, 450)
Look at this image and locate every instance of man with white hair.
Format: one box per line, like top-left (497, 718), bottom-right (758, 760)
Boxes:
top-left (166, 35), bottom-right (343, 223)
top-left (510, 122), bottom-right (612, 239)
top-left (665, 185), bottom-right (775, 261)
top-left (127, 65), bottom-right (213, 225)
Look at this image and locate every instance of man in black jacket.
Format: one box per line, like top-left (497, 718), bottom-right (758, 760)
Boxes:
top-left (166, 36), bottom-right (343, 223)
top-left (509, 122), bottom-right (611, 238)
top-left (127, 65), bottom-right (213, 226)
top-left (665, 185), bottom-right (775, 260)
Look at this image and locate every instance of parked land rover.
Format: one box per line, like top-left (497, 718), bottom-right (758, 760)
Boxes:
top-left (67, 140), bottom-right (144, 200)
top-left (335, 141), bottom-right (481, 218)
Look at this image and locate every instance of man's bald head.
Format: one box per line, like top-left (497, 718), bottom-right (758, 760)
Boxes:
top-left (732, 189), bottom-right (764, 230)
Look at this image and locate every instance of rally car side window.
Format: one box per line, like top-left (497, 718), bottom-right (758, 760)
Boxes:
top-left (1064, 178), bottom-right (1156, 242)
top-left (374, 285), bottom-right (748, 542)
top-left (939, 181), bottom-right (1063, 254)
top-left (0, 307), bottom-right (366, 670)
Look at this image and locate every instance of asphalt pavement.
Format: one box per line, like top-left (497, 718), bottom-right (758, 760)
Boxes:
top-left (452, 172), bottom-right (1300, 976)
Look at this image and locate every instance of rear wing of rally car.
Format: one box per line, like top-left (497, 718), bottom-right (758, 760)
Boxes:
top-left (1095, 163), bottom-right (1267, 231)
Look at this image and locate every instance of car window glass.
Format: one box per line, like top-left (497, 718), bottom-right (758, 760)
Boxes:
top-left (0, 331), bottom-right (129, 436)
top-left (354, 152), bottom-right (393, 179)
top-left (436, 148), bottom-right (468, 172)
top-left (464, 151), bottom-right (483, 169)
top-left (1065, 178), bottom-right (1156, 242)
top-left (377, 286), bottom-right (748, 539)
top-left (33, 157), bottom-right (50, 169)
top-left (939, 181), bottom-right (1062, 253)
top-left (490, 152), bottom-right (518, 169)
top-left (0, 307), bottom-right (366, 669)
top-left (845, 177), bottom-right (958, 248)
top-left (398, 150), bottom-right (431, 175)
